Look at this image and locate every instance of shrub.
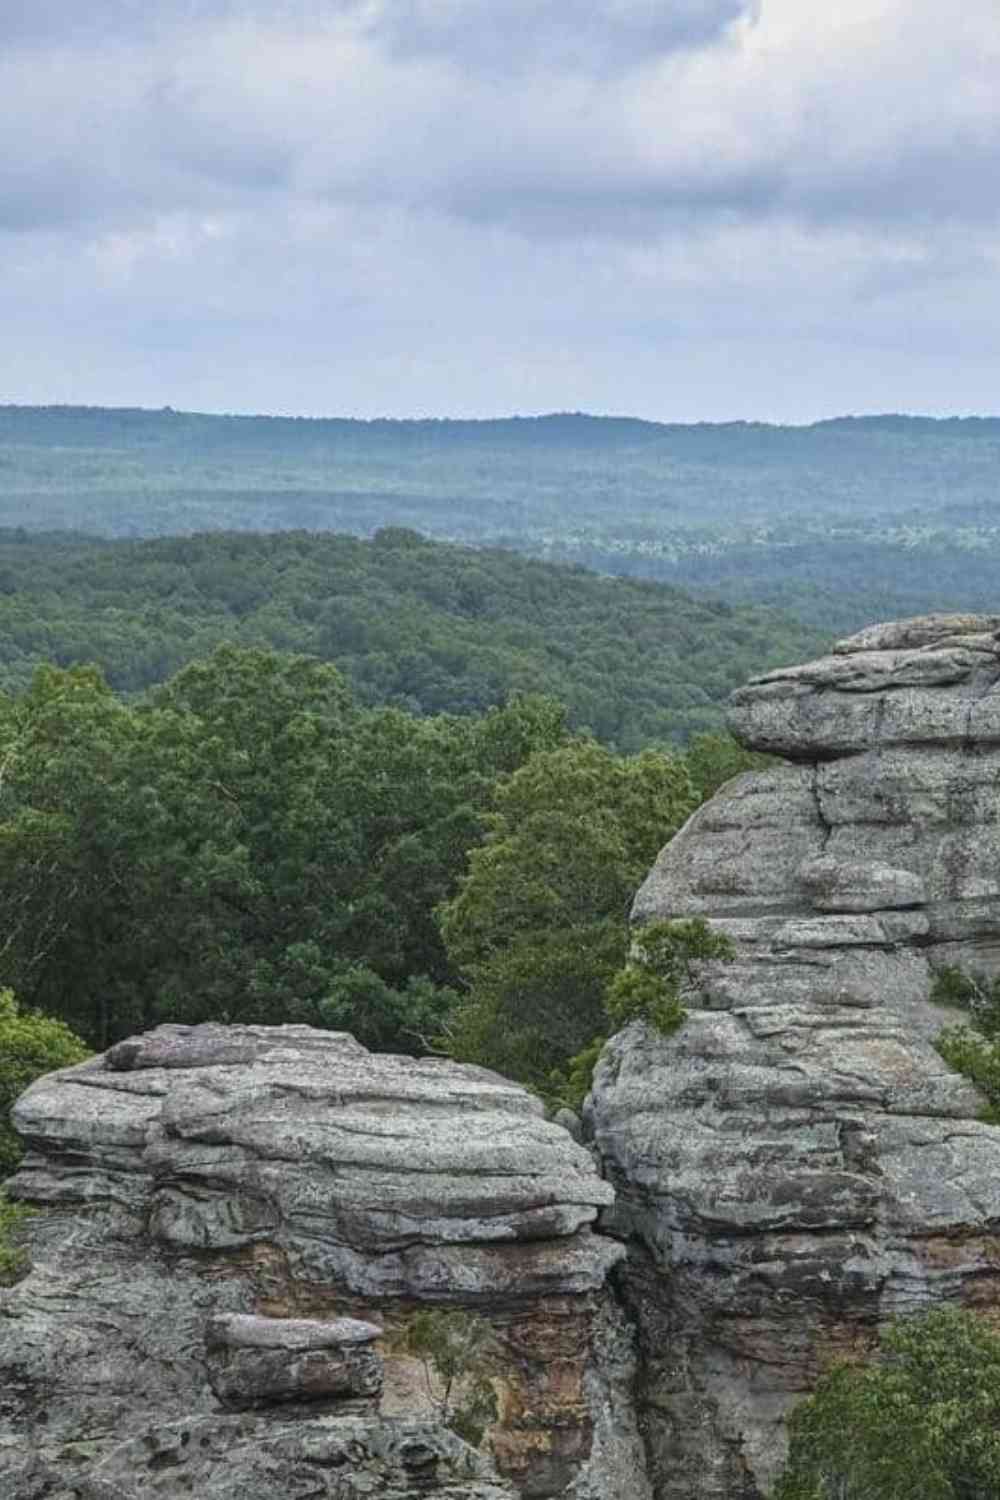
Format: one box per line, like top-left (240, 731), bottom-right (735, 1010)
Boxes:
top-left (547, 917), bottom-right (735, 1112)
top-left (0, 988), bottom-right (90, 1176)
top-left (605, 917), bottom-right (734, 1033)
top-left (932, 965), bottom-right (1000, 1123)
top-left (404, 1309), bottom-right (498, 1449)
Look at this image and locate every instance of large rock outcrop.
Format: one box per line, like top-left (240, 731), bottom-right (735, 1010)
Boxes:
top-left (1, 1024), bottom-right (648, 1500)
top-left (589, 614), bottom-right (1000, 1498)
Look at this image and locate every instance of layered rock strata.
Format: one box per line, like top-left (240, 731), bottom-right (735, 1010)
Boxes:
top-left (589, 613), bottom-right (1000, 1498)
top-left (1, 1023), bottom-right (643, 1499)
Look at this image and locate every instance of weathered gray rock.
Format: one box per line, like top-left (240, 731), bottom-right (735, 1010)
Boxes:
top-left (0, 1415), bottom-right (513, 1500)
top-left (205, 1315), bottom-right (384, 1410)
top-left (12, 1024), bottom-right (618, 1295)
top-left (3, 1025), bottom-right (631, 1498)
top-left (728, 613), bottom-right (1000, 759)
top-left (798, 855), bottom-right (926, 911)
top-left (590, 613), bottom-right (1000, 1499)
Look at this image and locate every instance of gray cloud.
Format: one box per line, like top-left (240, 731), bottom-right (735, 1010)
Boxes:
top-left (1, 0), bottom-right (999, 419)
top-left (358, 0), bottom-right (756, 71)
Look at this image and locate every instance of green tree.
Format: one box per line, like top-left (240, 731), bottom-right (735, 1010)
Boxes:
top-left (0, 666), bottom-right (144, 1045)
top-left (772, 1307), bottom-right (1000, 1500)
top-left (0, 989), bottom-right (89, 1175)
top-left (605, 917), bottom-right (735, 1034)
top-left (0, 650), bottom-right (569, 1053)
top-left (440, 740), bottom-right (696, 1087)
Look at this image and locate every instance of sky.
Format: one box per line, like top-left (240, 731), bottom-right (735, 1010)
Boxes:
top-left (2, 0), bottom-right (999, 422)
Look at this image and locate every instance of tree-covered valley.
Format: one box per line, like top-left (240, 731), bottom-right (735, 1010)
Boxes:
top-left (0, 525), bottom-right (825, 745)
top-left (4, 405), bottom-right (1000, 634)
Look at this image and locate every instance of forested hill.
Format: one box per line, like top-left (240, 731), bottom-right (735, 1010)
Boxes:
top-left (4, 404), bottom-right (1000, 634)
top-left (0, 527), bottom-right (825, 746)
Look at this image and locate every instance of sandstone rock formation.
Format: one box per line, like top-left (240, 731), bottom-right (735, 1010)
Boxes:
top-left (1, 1023), bottom-right (646, 1499)
top-left (589, 613), bottom-right (1000, 1498)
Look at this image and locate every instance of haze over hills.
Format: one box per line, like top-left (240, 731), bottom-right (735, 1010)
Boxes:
top-left (3, 404), bottom-right (999, 634)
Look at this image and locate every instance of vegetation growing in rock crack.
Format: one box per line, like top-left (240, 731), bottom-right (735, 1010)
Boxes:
top-left (403, 1310), bottom-right (498, 1448)
top-left (770, 1306), bottom-right (1000, 1500)
top-left (0, 1191), bottom-right (31, 1286)
top-left (931, 965), bottom-right (1000, 1123)
top-left (547, 917), bottom-right (736, 1112)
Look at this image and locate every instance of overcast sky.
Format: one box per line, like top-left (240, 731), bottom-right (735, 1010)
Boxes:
top-left (2, 0), bottom-right (998, 421)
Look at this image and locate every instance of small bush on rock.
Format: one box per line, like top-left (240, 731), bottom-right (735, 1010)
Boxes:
top-left (605, 918), bottom-right (735, 1033)
top-left (404, 1310), bottom-right (498, 1449)
top-left (548, 917), bottom-right (735, 1112)
top-left (932, 965), bottom-right (1000, 1123)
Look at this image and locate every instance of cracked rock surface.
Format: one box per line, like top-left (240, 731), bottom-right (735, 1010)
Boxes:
top-left (2, 1025), bottom-right (639, 1498)
top-left (591, 614), bottom-right (1000, 1499)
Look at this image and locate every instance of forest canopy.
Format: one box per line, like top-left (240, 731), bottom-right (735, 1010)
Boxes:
top-left (3, 405), bottom-right (1000, 635)
top-left (0, 646), bottom-right (759, 1078)
top-left (0, 526), bottom-right (825, 746)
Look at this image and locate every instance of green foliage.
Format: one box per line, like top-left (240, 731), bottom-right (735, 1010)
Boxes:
top-left (683, 731), bottom-right (776, 804)
top-left (935, 1029), bottom-right (1000, 1123)
top-left (771, 1307), bottom-right (1000, 1500)
top-left (545, 918), bottom-right (735, 1110)
top-left (932, 966), bottom-right (1000, 1123)
top-left (0, 989), bottom-right (90, 1175)
top-left (8, 404), bottom-right (1000, 649)
top-left (0, 522), bottom-right (825, 746)
top-left (404, 1310), bottom-right (498, 1449)
top-left (319, 970), bottom-right (459, 1054)
top-left (0, 653), bottom-right (565, 1051)
top-left (606, 963), bottom-right (687, 1035)
top-left (605, 918), bottom-right (735, 1034)
top-left (0, 1190), bottom-right (31, 1286)
top-left (930, 964), bottom-right (1000, 1031)
top-left (547, 1034), bottom-right (609, 1114)
top-left (440, 741), bottom-right (697, 1088)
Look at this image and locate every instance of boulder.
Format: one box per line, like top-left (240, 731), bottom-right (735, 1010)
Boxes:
top-left (2, 1025), bottom-right (640, 1499)
top-left (590, 613), bottom-right (1000, 1498)
top-left (204, 1314), bottom-right (384, 1411)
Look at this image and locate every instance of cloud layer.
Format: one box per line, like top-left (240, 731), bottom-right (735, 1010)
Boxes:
top-left (1, 0), bottom-right (998, 418)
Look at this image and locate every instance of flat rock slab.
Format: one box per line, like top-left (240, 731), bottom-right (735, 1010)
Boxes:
top-left (208, 1314), bottom-right (383, 1349)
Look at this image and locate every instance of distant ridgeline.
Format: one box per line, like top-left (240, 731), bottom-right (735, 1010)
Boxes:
top-left (3, 404), bottom-right (1000, 634)
top-left (0, 526), bottom-right (824, 745)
